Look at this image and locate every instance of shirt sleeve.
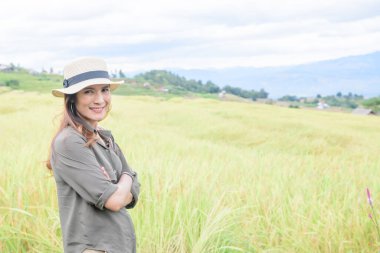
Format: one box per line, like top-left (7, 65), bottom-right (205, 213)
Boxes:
top-left (52, 132), bottom-right (118, 210)
top-left (114, 142), bottom-right (141, 209)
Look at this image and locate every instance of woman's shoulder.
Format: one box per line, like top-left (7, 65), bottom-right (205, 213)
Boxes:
top-left (53, 126), bottom-right (87, 150)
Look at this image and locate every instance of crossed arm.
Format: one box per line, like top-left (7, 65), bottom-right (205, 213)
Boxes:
top-left (53, 133), bottom-right (140, 212)
top-left (105, 174), bottom-right (134, 212)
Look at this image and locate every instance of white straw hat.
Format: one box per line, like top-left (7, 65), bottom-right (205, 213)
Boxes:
top-left (52, 57), bottom-right (124, 97)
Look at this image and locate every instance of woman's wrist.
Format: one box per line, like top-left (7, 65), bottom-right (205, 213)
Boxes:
top-left (119, 174), bottom-right (133, 192)
top-left (121, 172), bottom-right (134, 181)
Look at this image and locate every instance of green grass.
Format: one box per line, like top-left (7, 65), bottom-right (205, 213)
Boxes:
top-left (1, 90), bottom-right (380, 252)
top-left (0, 71), bottom-right (61, 92)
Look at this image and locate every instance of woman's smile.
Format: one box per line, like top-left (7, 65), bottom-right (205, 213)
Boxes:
top-left (90, 106), bottom-right (105, 113)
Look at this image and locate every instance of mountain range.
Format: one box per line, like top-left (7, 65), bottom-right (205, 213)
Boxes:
top-left (165, 51), bottom-right (380, 99)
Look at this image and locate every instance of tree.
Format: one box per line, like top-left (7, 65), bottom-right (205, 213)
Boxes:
top-left (119, 70), bottom-right (126, 78)
top-left (362, 97), bottom-right (380, 112)
top-left (345, 92), bottom-right (353, 99)
top-left (5, 79), bottom-right (19, 88)
top-left (9, 63), bottom-right (16, 72)
top-left (205, 81), bottom-right (220, 93)
top-left (258, 89), bottom-right (269, 99)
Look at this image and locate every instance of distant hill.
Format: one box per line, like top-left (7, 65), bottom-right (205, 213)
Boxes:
top-left (169, 51), bottom-right (380, 98)
top-left (0, 67), bottom-right (268, 101)
top-left (132, 70), bottom-right (268, 100)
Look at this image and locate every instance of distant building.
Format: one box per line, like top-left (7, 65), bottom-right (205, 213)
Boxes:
top-left (143, 82), bottom-right (151, 88)
top-left (218, 90), bottom-right (226, 99)
top-left (352, 108), bottom-right (376, 116)
top-left (317, 101), bottom-right (329, 110)
top-left (0, 64), bottom-right (12, 72)
top-left (158, 87), bottom-right (169, 93)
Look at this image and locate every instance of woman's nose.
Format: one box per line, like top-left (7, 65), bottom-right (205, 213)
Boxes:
top-left (94, 92), bottom-right (105, 104)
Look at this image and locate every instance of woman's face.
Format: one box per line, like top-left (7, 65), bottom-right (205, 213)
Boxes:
top-left (75, 84), bottom-right (111, 127)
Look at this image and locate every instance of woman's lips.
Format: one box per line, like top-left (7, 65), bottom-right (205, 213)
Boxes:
top-left (90, 107), bottom-right (104, 113)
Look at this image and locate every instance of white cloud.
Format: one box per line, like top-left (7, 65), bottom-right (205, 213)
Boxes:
top-left (0, 0), bottom-right (380, 71)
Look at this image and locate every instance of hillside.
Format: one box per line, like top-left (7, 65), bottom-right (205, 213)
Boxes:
top-left (0, 68), bottom-right (268, 101)
top-left (0, 70), bottom-right (61, 93)
top-left (0, 68), bottom-right (212, 99)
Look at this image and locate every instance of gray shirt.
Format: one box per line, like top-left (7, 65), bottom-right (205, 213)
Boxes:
top-left (51, 126), bottom-right (140, 253)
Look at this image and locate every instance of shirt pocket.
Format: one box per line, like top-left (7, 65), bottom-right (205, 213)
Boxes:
top-left (97, 158), bottom-right (117, 183)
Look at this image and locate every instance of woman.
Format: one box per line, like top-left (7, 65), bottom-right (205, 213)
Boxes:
top-left (46, 58), bottom-right (140, 253)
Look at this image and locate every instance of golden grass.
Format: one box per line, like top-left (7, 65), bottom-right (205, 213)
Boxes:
top-left (1, 90), bottom-right (380, 252)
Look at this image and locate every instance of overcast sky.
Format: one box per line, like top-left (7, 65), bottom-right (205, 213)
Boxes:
top-left (1, 0), bottom-right (380, 72)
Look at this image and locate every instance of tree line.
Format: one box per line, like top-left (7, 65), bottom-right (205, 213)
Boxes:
top-left (134, 70), bottom-right (268, 100)
top-left (278, 92), bottom-right (368, 109)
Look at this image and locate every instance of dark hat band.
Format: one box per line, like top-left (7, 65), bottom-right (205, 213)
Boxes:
top-left (63, 70), bottom-right (110, 88)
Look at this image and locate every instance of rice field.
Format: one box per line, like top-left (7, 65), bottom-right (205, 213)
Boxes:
top-left (1, 90), bottom-right (380, 252)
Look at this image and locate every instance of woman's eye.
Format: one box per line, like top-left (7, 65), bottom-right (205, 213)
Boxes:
top-left (102, 88), bottom-right (110, 93)
top-left (84, 90), bottom-right (94, 94)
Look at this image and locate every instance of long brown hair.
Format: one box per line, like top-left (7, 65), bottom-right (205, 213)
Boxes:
top-left (46, 93), bottom-right (103, 170)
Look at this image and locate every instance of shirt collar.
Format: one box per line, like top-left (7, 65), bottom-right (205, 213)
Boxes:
top-left (71, 114), bottom-right (111, 138)
top-left (95, 127), bottom-right (113, 149)
top-left (96, 128), bottom-right (112, 139)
